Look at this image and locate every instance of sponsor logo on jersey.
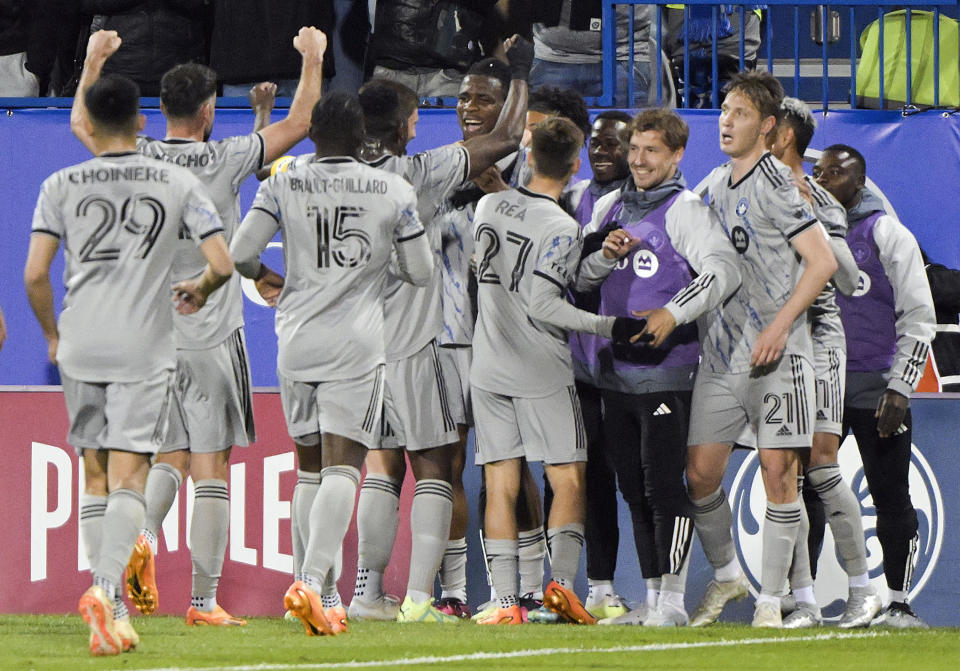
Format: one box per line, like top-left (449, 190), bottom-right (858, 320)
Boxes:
top-left (853, 270), bottom-right (872, 297)
top-left (632, 249), bottom-right (659, 278)
top-left (730, 437), bottom-right (943, 619)
top-left (731, 226), bottom-right (750, 254)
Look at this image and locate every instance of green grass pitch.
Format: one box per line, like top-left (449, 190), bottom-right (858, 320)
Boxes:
top-left (2, 615), bottom-right (959, 671)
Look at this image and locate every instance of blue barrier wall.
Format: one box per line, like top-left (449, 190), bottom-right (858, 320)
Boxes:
top-left (2, 107), bottom-right (959, 386)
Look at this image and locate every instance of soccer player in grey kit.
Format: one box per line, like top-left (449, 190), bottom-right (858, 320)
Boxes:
top-left (814, 144), bottom-right (935, 628)
top-left (70, 26), bottom-right (327, 626)
top-left (685, 71), bottom-right (837, 628)
top-left (230, 93), bottom-right (434, 636)
top-left (25, 74), bottom-right (232, 655)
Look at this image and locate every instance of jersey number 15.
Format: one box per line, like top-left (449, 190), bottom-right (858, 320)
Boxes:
top-left (310, 205), bottom-right (372, 269)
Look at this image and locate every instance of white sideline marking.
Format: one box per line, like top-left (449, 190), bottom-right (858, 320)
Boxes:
top-left (138, 631), bottom-right (885, 671)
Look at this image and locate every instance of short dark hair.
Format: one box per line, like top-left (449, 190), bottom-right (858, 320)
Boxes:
top-left (594, 110), bottom-right (634, 125)
top-left (85, 74), bottom-right (141, 134)
top-left (530, 117), bottom-right (584, 180)
top-left (630, 108), bottom-right (689, 152)
top-left (358, 84), bottom-right (404, 144)
top-left (528, 86), bottom-right (590, 137)
top-left (824, 143), bottom-right (867, 176)
top-left (779, 97), bottom-right (816, 155)
top-left (360, 78), bottom-right (419, 122)
top-left (724, 70), bottom-right (784, 122)
top-left (309, 92), bottom-right (365, 156)
top-left (466, 57), bottom-right (511, 94)
top-left (160, 63), bottom-right (218, 119)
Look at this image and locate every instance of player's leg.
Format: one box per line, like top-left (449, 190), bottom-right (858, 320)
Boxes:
top-left (292, 443), bottom-right (322, 582)
top-left (578, 381), bottom-right (625, 620)
top-left (847, 406), bottom-right (925, 628)
top-left (472, 388), bottom-right (526, 625)
top-left (641, 391), bottom-right (694, 627)
top-left (80, 449), bottom-right (109, 572)
top-left (399, 445), bottom-right (457, 622)
top-left (600, 390), bottom-right (659, 625)
top-left (350, 447), bottom-right (404, 618)
top-left (516, 461), bottom-right (546, 604)
top-left (783, 449), bottom-right (821, 629)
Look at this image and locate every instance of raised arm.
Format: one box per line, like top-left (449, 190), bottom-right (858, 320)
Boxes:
top-left (70, 30), bottom-right (123, 153)
top-left (460, 36), bottom-right (532, 180)
top-left (258, 27), bottom-right (327, 165)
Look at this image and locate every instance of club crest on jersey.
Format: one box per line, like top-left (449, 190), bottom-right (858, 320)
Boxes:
top-left (736, 198), bottom-right (749, 216)
top-left (631, 248), bottom-right (659, 278)
top-left (730, 440), bottom-right (943, 617)
top-left (853, 270), bottom-right (872, 297)
top-left (731, 226), bottom-right (750, 254)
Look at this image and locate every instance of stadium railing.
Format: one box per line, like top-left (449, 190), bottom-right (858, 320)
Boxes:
top-left (601, 0), bottom-right (960, 110)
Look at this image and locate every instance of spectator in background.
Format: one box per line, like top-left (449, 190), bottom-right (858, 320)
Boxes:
top-left (25, 0), bottom-right (87, 96)
top-left (0, 0), bottom-right (39, 96)
top-left (663, 5), bottom-right (761, 108)
top-left (366, 0), bottom-right (502, 100)
top-left (922, 249), bottom-right (960, 392)
top-left (524, 0), bottom-right (675, 107)
top-left (82, 0), bottom-right (210, 97)
top-left (210, 1), bottom-right (335, 97)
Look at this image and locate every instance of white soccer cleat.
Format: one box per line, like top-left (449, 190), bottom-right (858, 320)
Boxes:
top-left (781, 601), bottom-right (821, 629)
top-left (871, 601), bottom-right (929, 629)
top-left (751, 601), bottom-right (782, 628)
top-left (598, 604), bottom-right (649, 626)
top-left (690, 575), bottom-right (750, 627)
top-left (347, 594), bottom-right (401, 621)
top-left (838, 586), bottom-right (882, 629)
top-left (645, 603), bottom-right (690, 627)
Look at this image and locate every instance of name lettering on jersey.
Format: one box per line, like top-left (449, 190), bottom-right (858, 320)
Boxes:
top-left (287, 176), bottom-right (388, 195)
top-left (494, 199), bottom-right (527, 221)
top-left (152, 152), bottom-right (211, 169)
top-left (67, 166), bottom-right (170, 185)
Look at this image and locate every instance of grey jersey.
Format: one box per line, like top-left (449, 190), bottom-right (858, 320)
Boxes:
top-left (700, 153), bottom-right (819, 374)
top-left (367, 145), bottom-right (470, 360)
top-left (31, 152), bottom-right (223, 382)
top-left (137, 133), bottom-right (265, 349)
top-left (234, 156), bottom-right (424, 381)
top-left (470, 187), bottom-right (589, 397)
top-left (805, 174), bottom-right (848, 351)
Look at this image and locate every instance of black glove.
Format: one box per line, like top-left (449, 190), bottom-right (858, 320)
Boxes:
top-left (506, 36), bottom-right (534, 81)
top-left (611, 317), bottom-right (648, 345)
top-left (581, 220), bottom-right (620, 259)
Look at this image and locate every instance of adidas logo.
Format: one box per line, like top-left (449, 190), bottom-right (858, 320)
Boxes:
top-left (653, 403), bottom-right (672, 416)
top-left (775, 425), bottom-right (793, 437)
top-left (816, 410), bottom-right (827, 420)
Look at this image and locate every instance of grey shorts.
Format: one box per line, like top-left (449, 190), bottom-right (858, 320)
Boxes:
top-left (62, 369), bottom-right (179, 456)
top-left (161, 328), bottom-right (256, 454)
top-left (688, 354), bottom-right (816, 450)
top-left (279, 365), bottom-right (385, 450)
top-left (438, 344), bottom-right (472, 427)
top-left (379, 340), bottom-right (458, 451)
top-left (473, 385), bottom-right (587, 465)
top-left (813, 345), bottom-right (845, 436)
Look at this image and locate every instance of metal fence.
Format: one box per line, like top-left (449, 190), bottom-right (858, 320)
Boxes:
top-left (602, 0), bottom-right (960, 110)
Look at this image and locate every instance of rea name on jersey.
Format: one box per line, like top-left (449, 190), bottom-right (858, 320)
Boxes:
top-left (365, 145), bottom-right (470, 360)
top-left (248, 156), bottom-right (423, 381)
top-left (136, 133), bottom-right (265, 350)
top-left (31, 152), bottom-right (223, 382)
top-left (470, 187), bottom-right (583, 397)
top-left (701, 153), bottom-right (818, 374)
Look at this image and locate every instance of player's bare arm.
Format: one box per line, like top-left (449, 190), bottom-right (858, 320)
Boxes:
top-left (70, 30), bottom-right (123, 153)
top-left (254, 265), bottom-right (285, 307)
top-left (751, 223), bottom-right (837, 367)
top-left (23, 233), bottom-right (61, 364)
top-left (173, 233), bottom-right (234, 314)
top-left (250, 82), bottom-right (278, 133)
top-left (460, 36), bottom-right (532, 179)
top-left (258, 27), bottom-right (327, 164)
top-left (0, 305), bottom-right (6, 351)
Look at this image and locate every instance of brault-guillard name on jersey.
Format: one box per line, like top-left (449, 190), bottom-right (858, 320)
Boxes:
top-left (66, 165), bottom-right (171, 184)
top-left (287, 176), bottom-right (388, 195)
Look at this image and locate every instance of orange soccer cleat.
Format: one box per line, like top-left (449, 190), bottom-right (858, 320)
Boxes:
top-left (186, 605), bottom-right (248, 626)
top-left (125, 535), bottom-right (158, 615)
top-left (78, 586), bottom-right (122, 656)
top-left (283, 581), bottom-right (334, 636)
top-left (543, 580), bottom-right (598, 625)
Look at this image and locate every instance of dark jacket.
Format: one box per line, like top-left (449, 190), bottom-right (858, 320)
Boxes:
top-left (0, 0), bottom-right (30, 55)
top-left (82, 0), bottom-right (210, 95)
top-left (370, 0), bottom-right (497, 71)
top-left (923, 249), bottom-right (960, 391)
top-left (208, 0), bottom-right (335, 84)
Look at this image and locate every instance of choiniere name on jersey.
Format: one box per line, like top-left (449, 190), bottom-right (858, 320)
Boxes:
top-left (285, 175), bottom-right (389, 195)
top-left (66, 165), bottom-right (171, 184)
